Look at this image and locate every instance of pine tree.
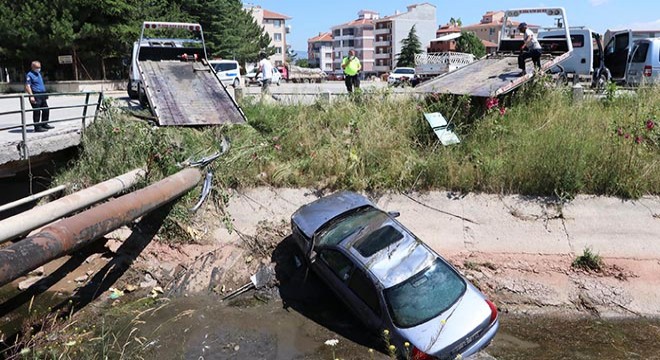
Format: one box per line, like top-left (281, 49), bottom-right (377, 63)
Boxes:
top-left (396, 25), bottom-right (422, 67)
top-left (456, 31), bottom-right (486, 58)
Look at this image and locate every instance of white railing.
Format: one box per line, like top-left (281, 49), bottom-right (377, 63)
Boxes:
top-left (414, 52), bottom-right (476, 75)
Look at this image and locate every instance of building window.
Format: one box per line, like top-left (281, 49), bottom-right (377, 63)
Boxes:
top-left (274, 33), bottom-right (282, 41)
top-left (273, 20), bottom-right (282, 28)
top-left (276, 47), bottom-right (282, 54)
top-left (343, 28), bottom-right (355, 36)
top-left (347, 40), bottom-right (355, 47)
top-left (333, 29), bottom-right (341, 37)
top-left (336, 51), bottom-right (342, 58)
top-left (275, 60), bottom-right (283, 66)
top-left (325, 53), bottom-right (332, 59)
top-left (489, 28), bottom-right (495, 36)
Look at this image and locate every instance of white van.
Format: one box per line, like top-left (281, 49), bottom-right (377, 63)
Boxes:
top-left (209, 60), bottom-right (242, 88)
top-left (538, 27), bottom-right (597, 76)
top-left (626, 38), bottom-right (660, 86)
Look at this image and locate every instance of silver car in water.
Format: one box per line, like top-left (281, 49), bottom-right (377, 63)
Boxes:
top-left (291, 192), bottom-right (499, 360)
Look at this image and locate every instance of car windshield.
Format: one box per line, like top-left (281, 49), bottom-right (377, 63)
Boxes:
top-left (316, 207), bottom-right (386, 248)
top-left (394, 68), bottom-right (415, 74)
top-left (384, 259), bottom-right (466, 328)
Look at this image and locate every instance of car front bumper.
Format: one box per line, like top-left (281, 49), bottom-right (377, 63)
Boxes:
top-left (458, 319), bottom-right (500, 359)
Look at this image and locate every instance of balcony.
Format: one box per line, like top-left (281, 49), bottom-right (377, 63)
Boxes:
top-left (374, 65), bottom-right (392, 73)
top-left (375, 40), bottom-right (391, 47)
top-left (374, 52), bottom-right (391, 59)
top-left (374, 27), bottom-right (391, 35)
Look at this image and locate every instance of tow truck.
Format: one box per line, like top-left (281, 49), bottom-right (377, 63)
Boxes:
top-left (416, 7), bottom-right (574, 97)
top-left (130, 21), bottom-right (246, 126)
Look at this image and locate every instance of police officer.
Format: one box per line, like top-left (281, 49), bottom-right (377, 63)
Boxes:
top-left (341, 50), bottom-right (362, 93)
top-left (25, 61), bottom-right (53, 132)
top-left (517, 23), bottom-right (542, 76)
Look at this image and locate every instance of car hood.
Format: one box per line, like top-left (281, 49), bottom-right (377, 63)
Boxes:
top-left (397, 284), bottom-right (491, 358)
top-left (291, 192), bottom-right (374, 238)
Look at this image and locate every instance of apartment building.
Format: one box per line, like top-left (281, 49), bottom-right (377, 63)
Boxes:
top-left (307, 32), bottom-right (334, 72)
top-left (245, 6), bottom-right (291, 66)
top-left (330, 10), bottom-right (379, 75)
top-left (462, 10), bottom-right (538, 44)
top-left (373, 3), bottom-right (437, 74)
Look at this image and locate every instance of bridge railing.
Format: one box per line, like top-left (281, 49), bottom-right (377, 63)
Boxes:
top-left (0, 91), bottom-right (104, 159)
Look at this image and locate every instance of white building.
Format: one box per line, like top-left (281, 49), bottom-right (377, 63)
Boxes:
top-left (308, 32), bottom-right (334, 72)
top-left (245, 6), bottom-right (291, 66)
top-left (373, 3), bottom-right (437, 74)
top-left (330, 10), bottom-right (379, 75)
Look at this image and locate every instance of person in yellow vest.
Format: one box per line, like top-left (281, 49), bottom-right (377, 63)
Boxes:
top-left (341, 50), bottom-right (361, 93)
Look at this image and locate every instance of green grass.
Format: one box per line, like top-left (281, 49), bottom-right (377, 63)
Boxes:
top-left (54, 84), bottom-right (660, 222)
top-left (572, 247), bottom-right (604, 271)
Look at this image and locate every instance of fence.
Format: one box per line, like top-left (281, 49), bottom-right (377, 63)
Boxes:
top-left (0, 92), bottom-right (104, 160)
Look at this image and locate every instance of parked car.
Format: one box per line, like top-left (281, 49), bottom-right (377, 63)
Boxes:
top-left (291, 192), bottom-right (499, 360)
top-left (626, 38), bottom-right (660, 86)
top-left (387, 67), bottom-right (417, 86)
top-left (245, 67), bottom-right (281, 86)
top-left (209, 59), bottom-right (242, 88)
top-left (603, 29), bottom-right (660, 83)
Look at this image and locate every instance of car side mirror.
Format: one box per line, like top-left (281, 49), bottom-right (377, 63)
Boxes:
top-left (388, 211), bottom-right (401, 218)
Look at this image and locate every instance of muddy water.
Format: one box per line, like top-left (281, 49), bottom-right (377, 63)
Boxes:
top-left (125, 296), bottom-right (390, 360)
top-left (490, 314), bottom-right (660, 360)
top-left (110, 294), bottom-right (660, 360)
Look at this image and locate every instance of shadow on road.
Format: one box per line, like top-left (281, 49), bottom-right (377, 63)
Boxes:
top-left (271, 235), bottom-right (386, 353)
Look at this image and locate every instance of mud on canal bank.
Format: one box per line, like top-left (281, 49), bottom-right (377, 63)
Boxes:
top-left (1, 188), bottom-right (659, 359)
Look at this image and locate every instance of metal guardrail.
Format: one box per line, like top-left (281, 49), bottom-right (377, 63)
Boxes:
top-left (0, 91), bottom-right (104, 159)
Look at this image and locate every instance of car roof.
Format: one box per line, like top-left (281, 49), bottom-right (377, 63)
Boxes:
top-left (209, 59), bottom-right (238, 64)
top-left (340, 215), bottom-right (437, 289)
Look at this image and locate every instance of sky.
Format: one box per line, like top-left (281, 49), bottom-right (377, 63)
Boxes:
top-left (244, 0), bottom-right (660, 51)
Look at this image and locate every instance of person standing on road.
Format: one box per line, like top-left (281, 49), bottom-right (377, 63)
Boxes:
top-left (258, 51), bottom-right (274, 97)
top-left (25, 61), bottom-right (53, 132)
top-left (341, 50), bottom-right (361, 93)
top-left (517, 23), bottom-right (543, 76)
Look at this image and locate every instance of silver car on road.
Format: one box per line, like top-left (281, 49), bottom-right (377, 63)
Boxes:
top-left (291, 192), bottom-right (499, 360)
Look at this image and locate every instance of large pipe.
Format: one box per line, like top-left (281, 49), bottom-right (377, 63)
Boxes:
top-left (0, 185), bottom-right (67, 214)
top-left (0, 168), bottom-right (146, 244)
top-left (0, 167), bottom-right (201, 287)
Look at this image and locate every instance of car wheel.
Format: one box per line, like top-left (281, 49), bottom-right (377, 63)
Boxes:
top-left (233, 78), bottom-right (240, 88)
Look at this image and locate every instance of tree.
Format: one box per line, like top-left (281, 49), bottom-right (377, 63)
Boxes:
top-left (456, 31), bottom-right (486, 58)
top-left (396, 25), bottom-right (422, 67)
top-left (449, 17), bottom-right (463, 27)
top-left (295, 58), bottom-right (310, 68)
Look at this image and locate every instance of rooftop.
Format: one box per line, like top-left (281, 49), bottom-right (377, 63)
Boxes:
top-left (309, 32), bottom-right (333, 42)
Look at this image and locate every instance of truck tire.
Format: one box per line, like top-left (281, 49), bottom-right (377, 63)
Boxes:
top-left (138, 84), bottom-right (149, 108)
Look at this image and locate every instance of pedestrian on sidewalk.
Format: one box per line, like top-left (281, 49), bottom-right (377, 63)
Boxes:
top-left (517, 23), bottom-right (542, 77)
top-left (342, 50), bottom-right (361, 93)
top-left (25, 61), bottom-right (53, 132)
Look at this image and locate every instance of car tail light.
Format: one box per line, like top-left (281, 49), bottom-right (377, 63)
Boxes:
top-left (643, 66), bottom-right (652, 77)
top-left (412, 346), bottom-right (436, 360)
top-left (486, 299), bottom-right (498, 324)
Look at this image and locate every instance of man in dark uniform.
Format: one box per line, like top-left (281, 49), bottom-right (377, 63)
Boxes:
top-left (25, 61), bottom-right (53, 132)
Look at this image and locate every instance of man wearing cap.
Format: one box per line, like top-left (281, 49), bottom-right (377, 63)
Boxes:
top-left (517, 23), bottom-right (542, 76)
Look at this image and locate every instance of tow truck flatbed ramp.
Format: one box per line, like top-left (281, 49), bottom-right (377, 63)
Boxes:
top-left (415, 53), bottom-right (569, 98)
top-left (141, 60), bottom-right (245, 126)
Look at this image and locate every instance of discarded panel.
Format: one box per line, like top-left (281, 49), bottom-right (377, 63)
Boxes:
top-left (424, 112), bottom-right (460, 146)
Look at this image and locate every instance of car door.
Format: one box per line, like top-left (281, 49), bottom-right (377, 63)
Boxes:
top-left (314, 248), bottom-right (383, 329)
top-left (604, 32), bottom-right (631, 80)
top-left (627, 41), bottom-right (650, 85)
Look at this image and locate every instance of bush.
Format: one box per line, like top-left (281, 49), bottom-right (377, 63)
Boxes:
top-left (572, 247), bottom-right (603, 271)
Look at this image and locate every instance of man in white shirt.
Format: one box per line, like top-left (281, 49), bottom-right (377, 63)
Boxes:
top-left (257, 51), bottom-right (274, 95)
top-left (517, 23), bottom-right (543, 76)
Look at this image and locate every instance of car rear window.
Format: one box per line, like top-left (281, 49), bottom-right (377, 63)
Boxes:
top-left (384, 259), bottom-right (466, 328)
top-left (316, 207), bottom-right (385, 247)
top-left (353, 225), bottom-right (403, 257)
top-left (631, 43), bottom-right (649, 63)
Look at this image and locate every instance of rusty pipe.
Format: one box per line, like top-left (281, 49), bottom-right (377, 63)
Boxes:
top-left (0, 167), bottom-right (202, 287)
top-left (0, 168), bottom-right (146, 244)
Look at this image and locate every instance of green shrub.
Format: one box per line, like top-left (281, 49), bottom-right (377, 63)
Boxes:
top-left (572, 247), bottom-right (603, 271)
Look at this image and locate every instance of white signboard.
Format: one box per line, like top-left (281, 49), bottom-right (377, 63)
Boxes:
top-left (58, 55), bottom-right (73, 64)
top-left (424, 112), bottom-right (461, 146)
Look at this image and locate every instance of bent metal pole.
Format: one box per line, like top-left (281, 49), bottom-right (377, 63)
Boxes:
top-left (0, 167), bottom-right (202, 287)
top-left (0, 168), bottom-right (146, 244)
